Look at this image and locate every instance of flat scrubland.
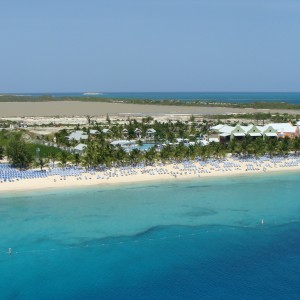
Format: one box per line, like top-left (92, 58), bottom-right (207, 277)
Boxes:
top-left (1, 101), bottom-right (300, 117)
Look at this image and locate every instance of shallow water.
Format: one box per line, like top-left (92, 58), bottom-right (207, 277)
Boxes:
top-left (1, 173), bottom-right (300, 299)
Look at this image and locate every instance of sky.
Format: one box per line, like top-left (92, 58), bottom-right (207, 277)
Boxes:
top-left (0, 0), bottom-right (300, 93)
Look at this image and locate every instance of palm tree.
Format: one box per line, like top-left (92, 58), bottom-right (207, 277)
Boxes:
top-left (38, 158), bottom-right (47, 171)
top-left (48, 152), bottom-right (57, 168)
top-left (83, 142), bottom-right (95, 169)
top-left (277, 137), bottom-right (291, 155)
top-left (0, 145), bottom-right (4, 160)
top-left (266, 139), bottom-right (277, 157)
top-left (228, 139), bottom-right (236, 154)
top-left (113, 145), bottom-right (127, 166)
top-left (59, 152), bottom-right (68, 168)
top-left (228, 139), bottom-right (242, 156)
top-left (214, 143), bottom-right (226, 159)
top-left (174, 143), bottom-right (186, 162)
top-left (187, 145), bottom-right (197, 160)
top-left (292, 137), bottom-right (300, 155)
top-left (72, 153), bottom-right (81, 166)
top-left (81, 154), bottom-right (91, 170)
top-left (160, 144), bottom-right (174, 163)
top-left (86, 115), bottom-right (91, 125)
top-left (144, 147), bottom-right (157, 165)
top-left (240, 139), bottom-right (249, 156)
top-left (199, 146), bottom-right (210, 161)
top-left (129, 148), bottom-right (142, 165)
top-left (210, 142), bottom-right (223, 159)
top-left (248, 139), bottom-right (265, 157)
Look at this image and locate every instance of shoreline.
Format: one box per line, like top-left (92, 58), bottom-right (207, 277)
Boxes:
top-left (2, 157), bottom-right (300, 193)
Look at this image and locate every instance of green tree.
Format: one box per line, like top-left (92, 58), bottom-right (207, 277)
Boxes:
top-left (6, 134), bottom-right (33, 169)
top-left (142, 116), bottom-right (154, 124)
top-left (48, 151), bottom-right (57, 168)
top-left (186, 145), bottom-right (197, 160)
top-left (0, 145), bottom-right (4, 160)
top-left (265, 138), bottom-right (277, 157)
top-left (106, 114), bottom-right (111, 124)
top-left (292, 137), bottom-right (300, 155)
top-left (240, 138), bottom-right (250, 156)
top-left (86, 115), bottom-right (91, 125)
top-left (174, 143), bottom-right (186, 161)
top-left (129, 148), bottom-right (142, 165)
top-left (144, 147), bottom-right (157, 165)
top-left (112, 145), bottom-right (127, 166)
top-left (59, 151), bottom-right (69, 168)
top-left (82, 143), bottom-right (95, 168)
top-left (38, 158), bottom-right (47, 171)
top-left (189, 115), bottom-right (195, 122)
top-left (248, 139), bottom-right (265, 157)
top-left (72, 153), bottom-right (81, 166)
top-left (160, 144), bottom-right (174, 162)
top-left (277, 137), bottom-right (291, 155)
top-left (54, 129), bottom-right (68, 146)
top-left (199, 146), bottom-right (210, 161)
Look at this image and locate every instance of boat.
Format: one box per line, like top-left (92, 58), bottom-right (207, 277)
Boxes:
top-left (83, 92), bottom-right (102, 96)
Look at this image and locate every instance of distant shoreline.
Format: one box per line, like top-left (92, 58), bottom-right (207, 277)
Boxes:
top-left (1, 91), bottom-right (300, 103)
top-left (1, 93), bottom-right (300, 110)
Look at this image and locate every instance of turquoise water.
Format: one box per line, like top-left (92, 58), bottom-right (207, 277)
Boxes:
top-left (9, 92), bottom-right (300, 104)
top-left (1, 173), bottom-right (300, 299)
top-left (123, 143), bottom-right (154, 152)
top-left (135, 143), bottom-right (154, 151)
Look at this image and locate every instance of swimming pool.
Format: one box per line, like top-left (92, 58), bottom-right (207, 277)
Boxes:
top-left (123, 143), bottom-right (155, 152)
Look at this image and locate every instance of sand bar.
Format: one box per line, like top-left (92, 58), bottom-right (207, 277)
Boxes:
top-left (0, 101), bottom-right (299, 117)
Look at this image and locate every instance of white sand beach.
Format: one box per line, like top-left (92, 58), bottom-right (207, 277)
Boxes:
top-left (1, 156), bottom-right (300, 192)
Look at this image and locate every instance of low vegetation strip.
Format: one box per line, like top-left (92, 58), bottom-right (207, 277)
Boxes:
top-left (1, 95), bottom-right (300, 110)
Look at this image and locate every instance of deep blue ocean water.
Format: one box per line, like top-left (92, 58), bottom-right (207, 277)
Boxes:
top-left (1, 173), bottom-right (300, 299)
top-left (7, 92), bottom-right (300, 104)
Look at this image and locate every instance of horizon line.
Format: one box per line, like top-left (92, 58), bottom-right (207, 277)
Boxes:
top-left (1, 91), bottom-right (300, 94)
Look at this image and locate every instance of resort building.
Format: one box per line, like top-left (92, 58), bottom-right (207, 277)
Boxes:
top-left (208, 137), bottom-right (219, 143)
top-left (135, 128), bottom-right (142, 139)
top-left (176, 138), bottom-right (186, 143)
top-left (122, 129), bottom-right (128, 139)
top-left (111, 140), bottom-right (136, 147)
top-left (268, 123), bottom-right (299, 139)
top-left (89, 129), bottom-right (99, 135)
top-left (73, 143), bottom-right (87, 154)
top-left (68, 129), bottom-right (99, 142)
top-left (146, 128), bottom-right (156, 140)
top-left (19, 122), bottom-right (28, 128)
top-left (9, 124), bottom-right (18, 130)
top-left (102, 128), bottom-right (112, 135)
top-left (263, 126), bottom-right (278, 138)
top-left (198, 139), bottom-right (209, 146)
top-left (212, 123), bottom-right (298, 143)
top-left (67, 131), bottom-right (88, 142)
